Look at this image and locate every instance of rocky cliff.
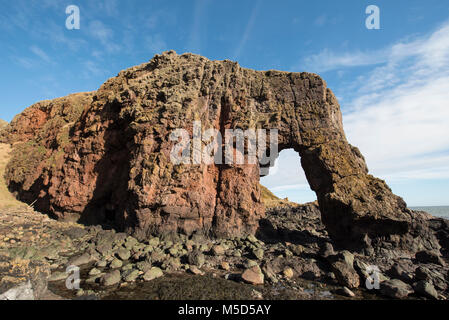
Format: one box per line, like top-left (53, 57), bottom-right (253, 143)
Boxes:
top-left (2, 51), bottom-right (421, 250)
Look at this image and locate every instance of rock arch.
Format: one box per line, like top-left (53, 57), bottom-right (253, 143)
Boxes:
top-left (4, 51), bottom-right (412, 249)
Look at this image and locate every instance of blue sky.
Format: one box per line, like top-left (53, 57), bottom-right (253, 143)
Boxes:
top-left (1, 0), bottom-right (449, 206)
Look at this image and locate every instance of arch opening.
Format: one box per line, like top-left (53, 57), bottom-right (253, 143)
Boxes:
top-left (260, 148), bottom-right (317, 205)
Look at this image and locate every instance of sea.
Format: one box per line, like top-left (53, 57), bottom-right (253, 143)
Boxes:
top-left (409, 206), bottom-right (449, 219)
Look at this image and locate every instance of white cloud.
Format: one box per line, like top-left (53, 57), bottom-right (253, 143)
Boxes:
top-left (82, 60), bottom-right (105, 78)
top-left (265, 19), bottom-right (449, 202)
top-left (342, 21), bottom-right (449, 182)
top-left (302, 48), bottom-right (389, 73)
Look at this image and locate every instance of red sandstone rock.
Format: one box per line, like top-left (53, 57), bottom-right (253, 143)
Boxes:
top-left (242, 266), bottom-right (264, 285)
top-left (3, 51), bottom-right (415, 249)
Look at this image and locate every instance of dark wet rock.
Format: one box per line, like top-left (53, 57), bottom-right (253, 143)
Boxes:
top-left (327, 250), bottom-right (354, 267)
top-left (353, 259), bottom-right (370, 280)
top-left (320, 242), bottom-right (335, 258)
top-left (414, 266), bottom-right (432, 281)
top-left (415, 250), bottom-right (445, 266)
top-left (380, 279), bottom-right (413, 299)
top-left (289, 244), bottom-right (304, 256)
top-left (294, 258), bottom-right (326, 281)
top-left (414, 266), bottom-right (447, 291)
top-left (387, 262), bottom-right (414, 283)
top-left (414, 280), bottom-right (439, 299)
top-left (331, 261), bottom-right (360, 289)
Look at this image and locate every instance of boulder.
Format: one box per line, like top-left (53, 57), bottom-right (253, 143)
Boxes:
top-left (415, 250), bottom-right (445, 266)
top-left (123, 270), bottom-right (140, 282)
top-left (68, 253), bottom-right (92, 266)
top-left (116, 248), bottom-right (131, 261)
top-left (242, 266), bottom-right (264, 285)
top-left (187, 250), bottom-right (205, 268)
top-left (142, 267), bottom-right (163, 281)
top-left (380, 279), bottom-right (413, 299)
top-left (414, 280), bottom-right (439, 299)
top-left (101, 270), bottom-right (121, 286)
top-left (331, 261), bottom-right (360, 289)
top-left (252, 248), bottom-right (264, 260)
top-left (211, 245), bottom-right (225, 256)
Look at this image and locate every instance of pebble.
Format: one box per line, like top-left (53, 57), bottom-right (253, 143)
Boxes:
top-left (242, 266), bottom-right (264, 285)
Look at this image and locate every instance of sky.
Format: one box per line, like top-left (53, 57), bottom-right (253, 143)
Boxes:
top-left (0, 0), bottom-right (448, 206)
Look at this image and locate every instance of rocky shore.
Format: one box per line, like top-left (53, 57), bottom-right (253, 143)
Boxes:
top-left (1, 52), bottom-right (448, 300)
top-left (1, 201), bottom-right (447, 300)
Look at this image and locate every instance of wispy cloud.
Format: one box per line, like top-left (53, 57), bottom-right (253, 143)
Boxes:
top-left (13, 56), bottom-right (34, 69)
top-left (314, 14), bottom-right (327, 27)
top-left (188, 0), bottom-right (209, 53)
top-left (94, 0), bottom-right (119, 17)
top-left (145, 34), bottom-right (167, 54)
top-left (302, 48), bottom-right (389, 73)
top-left (81, 60), bottom-right (105, 79)
top-left (30, 46), bottom-right (51, 63)
top-left (88, 20), bottom-right (120, 53)
top-left (302, 20), bottom-right (449, 74)
top-left (233, 1), bottom-right (260, 60)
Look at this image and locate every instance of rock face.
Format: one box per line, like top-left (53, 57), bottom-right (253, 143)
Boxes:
top-left (3, 51), bottom-right (417, 249)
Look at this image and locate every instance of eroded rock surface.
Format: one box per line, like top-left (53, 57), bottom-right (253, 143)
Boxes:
top-left (1, 51), bottom-right (424, 250)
